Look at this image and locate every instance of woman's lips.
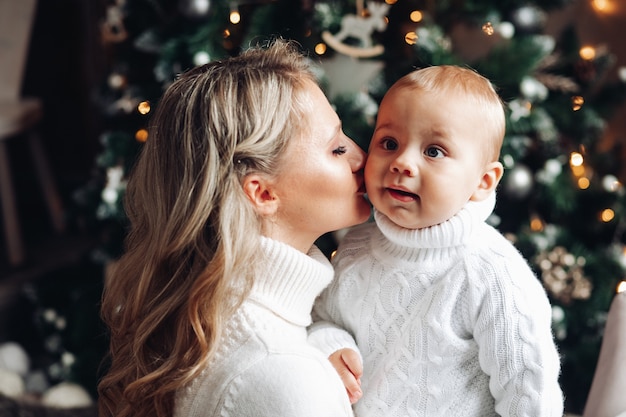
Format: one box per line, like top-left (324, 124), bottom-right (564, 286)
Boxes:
top-left (386, 187), bottom-right (418, 202)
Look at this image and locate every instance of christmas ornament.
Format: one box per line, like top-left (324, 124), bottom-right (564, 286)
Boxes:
top-left (536, 158), bottom-right (563, 185)
top-left (602, 175), bottom-right (622, 193)
top-left (510, 5), bottom-right (546, 33)
top-left (497, 21), bottom-right (515, 39)
top-left (508, 98), bottom-right (531, 122)
top-left (0, 342), bottom-right (30, 376)
top-left (520, 76), bottom-right (548, 102)
top-left (101, 0), bottom-right (128, 44)
top-left (503, 164), bottom-right (533, 199)
top-left (322, 0), bottom-right (389, 58)
top-left (319, 54), bottom-right (384, 98)
top-left (179, 0), bottom-right (211, 18)
top-left (535, 246), bottom-right (592, 305)
top-left (41, 382), bottom-right (93, 408)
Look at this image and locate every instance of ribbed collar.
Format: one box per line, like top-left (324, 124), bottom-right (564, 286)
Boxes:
top-left (371, 193), bottom-right (496, 262)
top-left (248, 237), bottom-right (334, 327)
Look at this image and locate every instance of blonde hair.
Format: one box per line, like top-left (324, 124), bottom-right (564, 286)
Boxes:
top-left (391, 65), bottom-right (505, 161)
top-left (97, 39), bottom-right (316, 417)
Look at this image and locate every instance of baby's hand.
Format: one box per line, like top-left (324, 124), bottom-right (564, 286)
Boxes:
top-left (329, 348), bottom-right (363, 404)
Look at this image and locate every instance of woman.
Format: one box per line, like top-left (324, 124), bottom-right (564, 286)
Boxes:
top-left (97, 39), bottom-right (371, 417)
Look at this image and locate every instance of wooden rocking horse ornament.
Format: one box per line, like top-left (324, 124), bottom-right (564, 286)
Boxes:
top-left (322, 0), bottom-right (390, 58)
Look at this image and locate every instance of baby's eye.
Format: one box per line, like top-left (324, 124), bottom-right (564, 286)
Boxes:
top-left (425, 146), bottom-right (444, 158)
top-left (333, 146), bottom-right (347, 155)
top-left (381, 138), bottom-right (398, 151)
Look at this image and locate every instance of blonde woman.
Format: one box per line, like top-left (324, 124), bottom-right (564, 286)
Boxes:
top-left (97, 40), bottom-right (371, 417)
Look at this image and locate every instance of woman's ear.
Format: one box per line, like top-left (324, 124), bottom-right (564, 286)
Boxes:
top-left (242, 174), bottom-right (279, 217)
top-left (470, 161), bottom-right (504, 202)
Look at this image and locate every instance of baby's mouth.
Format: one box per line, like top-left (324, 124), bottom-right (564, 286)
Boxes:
top-left (387, 187), bottom-right (418, 202)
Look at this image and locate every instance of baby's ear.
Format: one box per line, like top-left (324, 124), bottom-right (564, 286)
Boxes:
top-left (470, 161), bottom-right (504, 202)
top-left (242, 174), bottom-right (279, 217)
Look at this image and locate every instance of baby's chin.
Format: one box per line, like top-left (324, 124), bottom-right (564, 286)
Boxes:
top-left (380, 209), bottom-right (437, 230)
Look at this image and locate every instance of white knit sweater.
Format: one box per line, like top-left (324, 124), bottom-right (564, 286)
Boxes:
top-left (309, 197), bottom-right (564, 417)
top-left (175, 237), bottom-right (354, 417)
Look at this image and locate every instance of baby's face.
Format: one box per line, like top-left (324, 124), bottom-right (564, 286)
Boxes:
top-left (365, 87), bottom-right (492, 229)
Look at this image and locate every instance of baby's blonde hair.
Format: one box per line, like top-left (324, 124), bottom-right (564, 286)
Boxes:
top-left (390, 65), bottom-right (505, 162)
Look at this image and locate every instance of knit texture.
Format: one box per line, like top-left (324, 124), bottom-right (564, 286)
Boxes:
top-left (175, 237), bottom-right (354, 417)
top-left (309, 196), bottom-right (564, 417)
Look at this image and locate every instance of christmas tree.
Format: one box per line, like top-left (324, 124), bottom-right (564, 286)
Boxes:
top-left (59, 0), bottom-right (626, 412)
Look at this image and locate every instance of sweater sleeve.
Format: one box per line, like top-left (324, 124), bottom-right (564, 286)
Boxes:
top-left (217, 352), bottom-right (354, 417)
top-left (469, 242), bottom-right (564, 417)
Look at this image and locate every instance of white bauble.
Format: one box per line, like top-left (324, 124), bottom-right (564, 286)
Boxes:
top-left (0, 368), bottom-right (25, 398)
top-left (0, 342), bottom-right (30, 376)
top-left (179, 0), bottom-right (211, 18)
top-left (42, 382), bottom-right (93, 408)
top-left (504, 164), bottom-right (534, 199)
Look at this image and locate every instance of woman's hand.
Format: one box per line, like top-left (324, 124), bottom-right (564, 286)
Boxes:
top-left (329, 348), bottom-right (363, 404)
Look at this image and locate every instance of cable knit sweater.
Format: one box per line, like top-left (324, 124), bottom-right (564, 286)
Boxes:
top-left (175, 237), bottom-right (354, 417)
top-left (309, 197), bottom-right (564, 417)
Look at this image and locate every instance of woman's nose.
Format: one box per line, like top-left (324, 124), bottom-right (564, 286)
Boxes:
top-left (349, 141), bottom-right (366, 172)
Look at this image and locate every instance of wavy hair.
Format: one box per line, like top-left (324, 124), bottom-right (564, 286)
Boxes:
top-left (97, 39), bottom-right (316, 417)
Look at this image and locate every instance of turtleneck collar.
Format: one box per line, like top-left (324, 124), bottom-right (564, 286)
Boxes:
top-left (248, 237), bottom-right (334, 327)
top-left (371, 193), bottom-right (496, 262)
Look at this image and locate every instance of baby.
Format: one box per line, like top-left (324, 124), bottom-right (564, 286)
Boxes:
top-left (310, 65), bottom-right (564, 416)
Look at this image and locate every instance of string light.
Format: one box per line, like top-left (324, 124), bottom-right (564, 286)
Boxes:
top-left (600, 208), bottom-right (615, 222)
top-left (577, 177), bottom-right (590, 189)
top-left (592, 0), bottom-right (616, 13)
top-left (617, 280), bottom-right (626, 293)
top-left (405, 31), bottom-right (418, 45)
top-left (482, 22), bottom-right (495, 36)
top-left (570, 152), bottom-right (584, 167)
top-left (410, 10), bottom-right (423, 22)
top-left (135, 129), bottom-right (149, 143)
top-left (137, 101), bottom-right (151, 115)
top-left (530, 214), bottom-right (544, 232)
top-left (230, 8), bottom-right (241, 24)
top-left (315, 43), bottom-right (327, 55)
top-left (572, 95), bottom-right (584, 111)
top-left (579, 46), bottom-right (596, 60)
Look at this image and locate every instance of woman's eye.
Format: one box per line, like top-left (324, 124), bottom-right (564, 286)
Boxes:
top-left (425, 146), bottom-right (444, 158)
top-left (333, 146), bottom-right (347, 155)
top-left (381, 138), bottom-right (398, 151)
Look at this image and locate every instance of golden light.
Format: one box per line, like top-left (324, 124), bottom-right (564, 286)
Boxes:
top-left (405, 31), bottom-right (418, 45)
top-left (592, 0), bottom-right (616, 13)
top-left (230, 10), bottom-right (241, 24)
top-left (578, 177), bottom-right (590, 189)
top-left (314, 43), bottom-right (327, 55)
top-left (385, 0), bottom-right (398, 4)
top-left (572, 95), bottom-right (585, 111)
top-left (530, 215), bottom-right (544, 232)
top-left (570, 152), bottom-right (584, 167)
top-left (571, 165), bottom-right (585, 177)
top-left (135, 128), bottom-right (149, 143)
top-left (600, 208), bottom-right (615, 222)
top-left (223, 29), bottom-right (231, 38)
top-left (579, 46), bottom-right (596, 61)
top-left (482, 22), bottom-right (495, 36)
top-left (137, 101), bottom-right (151, 115)
top-left (410, 10), bottom-right (423, 22)
top-left (617, 280), bottom-right (626, 293)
